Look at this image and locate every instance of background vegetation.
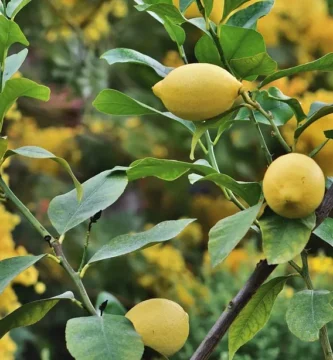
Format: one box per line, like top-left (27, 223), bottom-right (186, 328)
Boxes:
top-left (1, 0), bottom-right (333, 359)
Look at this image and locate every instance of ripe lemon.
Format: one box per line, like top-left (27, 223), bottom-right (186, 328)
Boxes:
top-left (263, 153), bottom-right (325, 219)
top-left (125, 298), bottom-right (189, 356)
top-left (173, 0), bottom-right (224, 24)
top-left (152, 63), bottom-right (242, 121)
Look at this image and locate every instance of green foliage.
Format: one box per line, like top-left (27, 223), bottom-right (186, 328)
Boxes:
top-left (2, 48), bottom-right (28, 90)
top-left (101, 48), bottom-right (173, 78)
top-left (0, 255), bottom-right (45, 294)
top-left (260, 212), bottom-right (316, 264)
top-left (164, 18), bottom-right (186, 46)
top-left (208, 201), bottom-right (262, 267)
top-left (227, 0), bottom-right (275, 29)
top-left (0, 136), bottom-right (7, 160)
top-left (195, 35), bottom-right (221, 66)
top-left (86, 219), bottom-right (195, 265)
top-left (223, 0), bottom-right (252, 20)
top-left (229, 276), bottom-right (289, 359)
top-left (135, 2), bottom-right (185, 24)
top-left (95, 291), bottom-right (127, 316)
top-left (4, 146), bottom-right (82, 200)
top-left (48, 169), bottom-right (128, 235)
top-left (0, 292), bottom-right (74, 338)
top-left (314, 218), bottom-right (333, 247)
top-left (286, 290), bottom-right (333, 342)
top-left (65, 315), bottom-right (144, 360)
top-left (5, 0), bottom-right (31, 19)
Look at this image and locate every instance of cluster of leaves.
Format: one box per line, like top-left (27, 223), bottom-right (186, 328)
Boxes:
top-left (1, 0), bottom-right (333, 359)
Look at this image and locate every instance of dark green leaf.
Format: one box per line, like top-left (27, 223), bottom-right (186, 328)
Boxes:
top-left (127, 157), bottom-right (215, 181)
top-left (208, 201), bottom-right (262, 267)
top-left (6, 0), bottom-right (31, 18)
top-left (179, 0), bottom-right (194, 12)
top-left (135, 3), bottom-right (185, 24)
top-left (93, 89), bottom-right (195, 133)
top-left (48, 169), bottom-right (128, 235)
top-left (230, 52), bottom-right (277, 79)
top-left (2, 49), bottom-right (28, 90)
top-left (0, 16), bottom-right (28, 59)
top-left (229, 276), bottom-right (289, 359)
top-left (189, 173), bottom-right (262, 206)
top-left (66, 315), bottom-right (144, 360)
top-left (325, 130), bottom-right (333, 139)
top-left (0, 78), bottom-right (50, 126)
top-left (260, 212), bottom-right (316, 264)
top-left (314, 218), bottom-right (333, 247)
top-left (164, 18), bottom-right (186, 46)
top-left (95, 292), bottom-right (126, 316)
top-left (5, 146), bottom-right (82, 200)
top-left (87, 219), bottom-right (195, 266)
top-left (0, 255), bottom-right (46, 295)
top-left (260, 53), bottom-right (333, 88)
top-left (267, 87), bottom-right (306, 123)
top-left (223, 0), bottom-right (251, 20)
top-left (0, 292), bottom-right (74, 338)
top-left (101, 48), bottom-right (173, 78)
top-left (295, 102), bottom-right (333, 139)
top-left (227, 0), bottom-right (274, 29)
top-left (286, 290), bottom-right (333, 342)
top-left (194, 34), bottom-right (221, 66)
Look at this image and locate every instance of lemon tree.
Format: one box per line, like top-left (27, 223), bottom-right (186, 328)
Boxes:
top-left (0, 1), bottom-right (333, 360)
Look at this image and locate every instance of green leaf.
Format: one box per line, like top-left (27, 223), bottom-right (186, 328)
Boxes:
top-left (127, 157), bottom-right (215, 181)
top-left (0, 78), bottom-right (50, 127)
top-left (295, 102), bottom-right (333, 139)
top-left (0, 16), bottom-right (29, 59)
top-left (0, 292), bottom-right (74, 338)
top-left (194, 34), bottom-right (221, 66)
top-left (227, 0), bottom-right (275, 29)
top-left (4, 146), bottom-right (82, 201)
top-left (236, 90), bottom-right (294, 126)
top-left (0, 1), bottom-right (4, 14)
top-left (223, 0), bottom-right (251, 20)
top-left (66, 314), bottom-right (144, 360)
top-left (229, 276), bottom-right (289, 360)
top-left (0, 255), bottom-right (46, 295)
top-left (48, 169), bottom-right (128, 235)
top-left (260, 212), bottom-right (316, 264)
top-left (267, 87), bottom-right (306, 123)
top-left (6, 0), bottom-right (31, 18)
top-left (286, 290), bottom-right (333, 342)
top-left (0, 136), bottom-right (7, 160)
top-left (101, 48), bottom-right (173, 78)
top-left (260, 53), bottom-right (333, 88)
top-left (314, 218), bottom-right (333, 247)
top-left (135, 3), bottom-right (185, 24)
top-left (87, 219), bottom-right (195, 265)
top-left (230, 52), bottom-right (277, 79)
top-left (164, 17), bottom-right (186, 46)
top-left (202, 0), bottom-right (213, 17)
top-left (92, 89), bottom-right (195, 133)
top-left (2, 48), bottom-right (28, 90)
top-left (186, 17), bottom-right (211, 35)
top-left (208, 201), bottom-right (262, 267)
top-left (95, 291), bottom-right (126, 316)
top-left (179, 0), bottom-right (194, 12)
top-left (189, 173), bottom-right (262, 206)
top-left (325, 130), bottom-right (333, 139)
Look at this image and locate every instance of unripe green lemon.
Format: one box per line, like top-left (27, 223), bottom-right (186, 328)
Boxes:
top-left (152, 63), bottom-right (242, 121)
top-left (263, 153), bottom-right (325, 219)
top-left (125, 298), bottom-right (189, 356)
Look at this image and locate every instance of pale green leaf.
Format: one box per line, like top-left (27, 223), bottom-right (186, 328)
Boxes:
top-left (95, 291), bottom-right (126, 316)
top-left (314, 218), bottom-right (333, 247)
top-left (6, 0), bottom-right (31, 18)
top-left (2, 49), bottom-right (28, 90)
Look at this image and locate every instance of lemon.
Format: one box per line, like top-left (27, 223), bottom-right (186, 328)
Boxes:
top-left (153, 63), bottom-right (242, 121)
top-left (263, 153), bottom-right (325, 219)
top-left (173, 0), bottom-right (224, 24)
top-left (125, 298), bottom-right (189, 356)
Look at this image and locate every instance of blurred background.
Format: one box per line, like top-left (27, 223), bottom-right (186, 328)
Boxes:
top-left (1, 0), bottom-right (333, 359)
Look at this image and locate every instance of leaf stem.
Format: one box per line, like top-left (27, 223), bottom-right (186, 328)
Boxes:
top-left (0, 177), bottom-right (97, 316)
top-left (78, 218), bottom-right (93, 272)
top-left (289, 252), bottom-right (333, 360)
top-left (241, 90), bottom-right (291, 153)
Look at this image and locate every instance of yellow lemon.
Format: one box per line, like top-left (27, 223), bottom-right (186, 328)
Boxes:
top-left (125, 298), bottom-right (189, 356)
top-left (153, 63), bottom-right (242, 121)
top-left (173, 0), bottom-right (224, 24)
top-left (263, 153), bottom-right (325, 219)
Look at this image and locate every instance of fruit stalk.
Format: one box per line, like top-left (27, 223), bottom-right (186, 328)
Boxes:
top-left (0, 177), bottom-right (98, 316)
top-left (191, 185), bottom-right (333, 360)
